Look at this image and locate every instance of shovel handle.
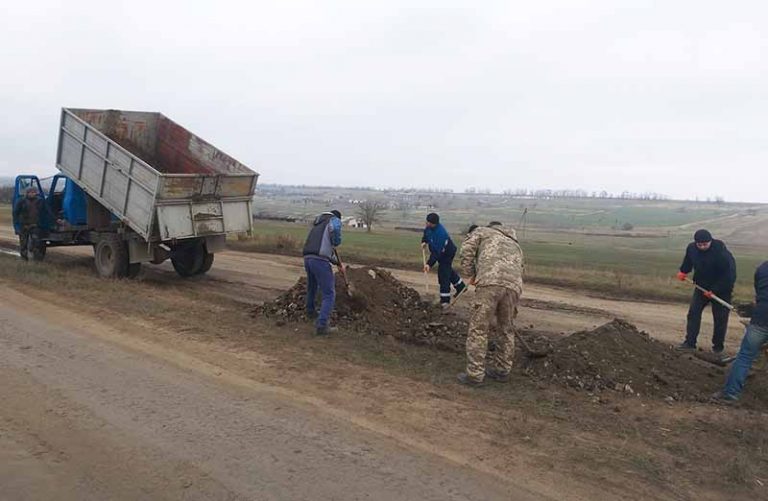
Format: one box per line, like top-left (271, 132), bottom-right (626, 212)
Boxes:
top-left (421, 246), bottom-right (429, 293)
top-left (684, 277), bottom-right (734, 310)
top-left (333, 249), bottom-right (350, 287)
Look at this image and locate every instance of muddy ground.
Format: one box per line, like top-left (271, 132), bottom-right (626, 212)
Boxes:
top-left (1, 230), bottom-right (767, 499)
top-left (255, 266), bottom-right (768, 407)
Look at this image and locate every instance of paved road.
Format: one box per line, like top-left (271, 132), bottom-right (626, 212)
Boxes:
top-left (0, 290), bottom-right (531, 501)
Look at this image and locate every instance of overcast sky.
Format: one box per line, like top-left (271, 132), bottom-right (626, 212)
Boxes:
top-left (1, 1), bottom-right (766, 201)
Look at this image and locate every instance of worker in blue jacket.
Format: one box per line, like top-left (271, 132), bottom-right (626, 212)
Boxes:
top-left (421, 213), bottom-right (466, 307)
top-left (303, 210), bottom-right (343, 336)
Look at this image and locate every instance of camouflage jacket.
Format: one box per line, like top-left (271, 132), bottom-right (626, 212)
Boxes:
top-left (460, 225), bottom-right (524, 295)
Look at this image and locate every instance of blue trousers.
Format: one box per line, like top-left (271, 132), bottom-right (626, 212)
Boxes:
top-left (437, 258), bottom-right (463, 304)
top-left (723, 323), bottom-right (768, 398)
top-left (304, 257), bottom-right (336, 328)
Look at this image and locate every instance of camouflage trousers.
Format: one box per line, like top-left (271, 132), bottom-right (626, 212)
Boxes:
top-left (466, 285), bottom-right (519, 382)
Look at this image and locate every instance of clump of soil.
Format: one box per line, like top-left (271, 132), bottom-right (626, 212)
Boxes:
top-left (252, 266), bottom-right (469, 352)
top-left (521, 318), bottom-right (734, 400)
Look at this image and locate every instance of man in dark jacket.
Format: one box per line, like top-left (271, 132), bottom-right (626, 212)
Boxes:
top-left (303, 210), bottom-right (342, 336)
top-left (12, 187), bottom-right (49, 261)
top-left (676, 229), bottom-right (736, 355)
top-left (421, 213), bottom-right (466, 307)
top-left (712, 261), bottom-right (768, 403)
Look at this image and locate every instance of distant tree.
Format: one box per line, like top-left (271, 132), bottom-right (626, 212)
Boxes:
top-left (356, 200), bottom-right (386, 233)
top-left (396, 197), bottom-right (411, 221)
top-left (0, 186), bottom-right (13, 204)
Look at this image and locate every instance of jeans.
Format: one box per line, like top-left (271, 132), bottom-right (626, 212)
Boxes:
top-left (723, 323), bottom-right (768, 398)
top-left (685, 288), bottom-right (732, 351)
top-left (304, 257), bottom-right (336, 328)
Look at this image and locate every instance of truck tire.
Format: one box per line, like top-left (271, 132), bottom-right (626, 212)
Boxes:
top-left (195, 251), bottom-right (214, 275)
top-left (127, 262), bottom-right (142, 278)
top-left (171, 241), bottom-right (204, 277)
top-left (94, 234), bottom-right (129, 278)
top-left (31, 244), bottom-right (46, 262)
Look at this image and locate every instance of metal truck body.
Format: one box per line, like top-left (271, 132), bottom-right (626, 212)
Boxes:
top-left (12, 108), bottom-right (259, 278)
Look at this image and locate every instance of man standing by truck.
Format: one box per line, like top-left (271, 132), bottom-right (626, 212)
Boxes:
top-left (421, 213), bottom-right (466, 308)
top-left (12, 186), bottom-right (50, 261)
top-left (458, 222), bottom-right (524, 386)
top-left (303, 210), bottom-right (343, 336)
top-left (676, 229), bottom-right (736, 357)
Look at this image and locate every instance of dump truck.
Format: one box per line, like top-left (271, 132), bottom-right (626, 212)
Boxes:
top-left (12, 108), bottom-right (258, 278)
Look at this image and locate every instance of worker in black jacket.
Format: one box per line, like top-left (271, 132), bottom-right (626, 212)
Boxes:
top-left (12, 187), bottom-right (52, 261)
top-left (675, 229), bottom-right (736, 355)
top-left (712, 261), bottom-right (768, 402)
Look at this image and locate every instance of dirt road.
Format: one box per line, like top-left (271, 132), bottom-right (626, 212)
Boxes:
top-left (0, 226), bottom-right (742, 352)
top-left (0, 287), bottom-right (536, 501)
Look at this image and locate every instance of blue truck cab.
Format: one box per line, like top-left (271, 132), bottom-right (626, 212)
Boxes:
top-left (13, 174), bottom-right (90, 238)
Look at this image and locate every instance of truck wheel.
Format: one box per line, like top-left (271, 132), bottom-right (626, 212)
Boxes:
top-left (94, 234), bottom-right (129, 278)
top-left (171, 242), bottom-right (204, 277)
top-left (195, 252), bottom-right (214, 275)
top-left (127, 262), bottom-right (142, 278)
top-left (31, 244), bottom-right (46, 262)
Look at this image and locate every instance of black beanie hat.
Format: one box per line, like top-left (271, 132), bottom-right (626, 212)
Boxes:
top-left (694, 229), bottom-right (712, 243)
top-left (426, 213), bottom-right (439, 224)
top-left (331, 210), bottom-right (341, 219)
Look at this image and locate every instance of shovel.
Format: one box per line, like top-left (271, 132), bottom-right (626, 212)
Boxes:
top-left (333, 249), bottom-right (355, 297)
top-left (516, 332), bottom-right (551, 358)
top-left (683, 277), bottom-right (736, 311)
top-left (421, 246), bottom-right (429, 294)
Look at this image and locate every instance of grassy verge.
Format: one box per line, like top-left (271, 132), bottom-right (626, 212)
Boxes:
top-left (234, 220), bottom-right (760, 304)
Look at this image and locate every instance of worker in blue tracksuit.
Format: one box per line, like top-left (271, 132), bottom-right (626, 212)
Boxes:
top-left (303, 210), bottom-right (343, 335)
top-left (422, 213), bottom-right (466, 307)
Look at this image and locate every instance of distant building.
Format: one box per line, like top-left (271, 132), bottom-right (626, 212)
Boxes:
top-left (342, 217), bottom-right (367, 229)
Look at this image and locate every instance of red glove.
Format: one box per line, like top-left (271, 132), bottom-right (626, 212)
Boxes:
top-left (676, 271), bottom-right (687, 282)
top-left (703, 290), bottom-right (714, 299)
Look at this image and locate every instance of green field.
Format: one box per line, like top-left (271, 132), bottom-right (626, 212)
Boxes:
top-left (233, 219), bottom-right (765, 304)
top-left (3, 191), bottom-right (766, 305)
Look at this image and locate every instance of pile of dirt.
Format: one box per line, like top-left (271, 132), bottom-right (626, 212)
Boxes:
top-left (521, 319), bottom-right (730, 400)
top-left (252, 266), bottom-right (469, 352)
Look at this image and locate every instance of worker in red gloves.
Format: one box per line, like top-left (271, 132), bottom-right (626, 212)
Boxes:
top-left (675, 229), bottom-right (736, 357)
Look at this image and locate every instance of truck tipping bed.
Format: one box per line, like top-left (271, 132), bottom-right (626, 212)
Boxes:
top-left (56, 108), bottom-right (258, 241)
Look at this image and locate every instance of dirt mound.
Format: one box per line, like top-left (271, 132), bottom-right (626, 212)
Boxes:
top-left (521, 319), bottom-right (730, 400)
top-left (252, 266), bottom-right (469, 352)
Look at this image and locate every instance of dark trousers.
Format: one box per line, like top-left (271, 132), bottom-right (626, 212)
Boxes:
top-left (304, 257), bottom-right (336, 328)
top-left (437, 257), bottom-right (463, 304)
top-left (18, 226), bottom-right (32, 260)
top-left (685, 288), bottom-right (732, 352)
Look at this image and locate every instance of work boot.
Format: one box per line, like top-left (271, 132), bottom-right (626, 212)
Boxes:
top-left (485, 368), bottom-right (511, 383)
top-left (711, 349), bottom-right (727, 362)
top-left (675, 342), bottom-right (695, 352)
top-left (315, 326), bottom-right (338, 336)
top-left (456, 372), bottom-right (485, 387)
top-left (710, 390), bottom-right (738, 405)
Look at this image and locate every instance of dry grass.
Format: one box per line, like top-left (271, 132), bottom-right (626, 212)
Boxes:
top-left (0, 204), bottom-right (12, 225)
top-left (229, 232), bottom-right (301, 254)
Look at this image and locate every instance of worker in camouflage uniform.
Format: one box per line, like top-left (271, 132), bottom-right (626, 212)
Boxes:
top-left (458, 221), bottom-right (524, 386)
